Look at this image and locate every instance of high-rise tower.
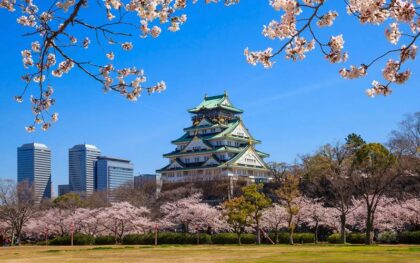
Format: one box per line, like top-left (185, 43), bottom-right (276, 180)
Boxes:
top-left (69, 144), bottom-right (101, 196)
top-left (17, 143), bottom-right (52, 204)
top-left (96, 156), bottom-right (134, 202)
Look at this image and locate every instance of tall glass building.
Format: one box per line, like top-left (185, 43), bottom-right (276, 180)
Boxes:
top-left (96, 156), bottom-right (134, 202)
top-left (17, 143), bottom-right (52, 204)
top-left (69, 144), bottom-right (101, 196)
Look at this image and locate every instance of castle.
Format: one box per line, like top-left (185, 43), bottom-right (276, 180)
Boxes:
top-left (157, 92), bottom-right (271, 183)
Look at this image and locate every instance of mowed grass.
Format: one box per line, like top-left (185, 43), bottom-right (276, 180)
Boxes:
top-left (1, 244), bottom-right (420, 263)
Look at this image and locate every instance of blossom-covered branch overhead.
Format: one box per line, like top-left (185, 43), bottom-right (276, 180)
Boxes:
top-left (0, 0), bottom-right (419, 132)
top-left (245, 0), bottom-right (419, 97)
top-left (0, 0), bottom-right (238, 132)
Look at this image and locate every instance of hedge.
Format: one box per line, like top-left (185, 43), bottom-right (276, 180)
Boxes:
top-left (327, 233), bottom-right (365, 244)
top-left (49, 234), bottom-right (94, 245)
top-left (122, 232), bottom-right (212, 245)
top-left (95, 236), bottom-right (116, 245)
top-left (211, 233), bottom-right (256, 244)
top-left (379, 231), bottom-right (398, 244)
top-left (266, 232), bottom-right (315, 244)
top-left (398, 231), bottom-right (420, 244)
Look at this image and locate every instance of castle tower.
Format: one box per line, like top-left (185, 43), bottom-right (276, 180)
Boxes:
top-left (157, 92), bottom-right (271, 183)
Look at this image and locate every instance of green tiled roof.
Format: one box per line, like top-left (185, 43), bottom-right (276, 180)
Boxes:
top-left (188, 93), bottom-right (243, 113)
top-left (183, 123), bottom-right (228, 132)
top-left (163, 146), bottom-right (242, 158)
top-left (172, 120), bottom-right (260, 144)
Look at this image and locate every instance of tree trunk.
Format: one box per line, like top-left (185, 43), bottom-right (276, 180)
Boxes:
top-left (340, 213), bottom-right (346, 244)
top-left (365, 208), bottom-right (374, 245)
top-left (275, 229), bottom-right (279, 244)
top-left (289, 227), bottom-right (294, 245)
top-left (314, 222), bottom-right (319, 244)
top-left (256, 218), bottom-right (261, 245)
top-left (11, 228), bottom-right (15, 246)
top-left (237, 232), bottom-right (242, 245)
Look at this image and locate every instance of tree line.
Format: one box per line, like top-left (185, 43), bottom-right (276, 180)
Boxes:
top-left (0, 112), bottom-right (418, 245)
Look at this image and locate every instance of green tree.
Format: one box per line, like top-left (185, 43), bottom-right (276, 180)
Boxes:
top-left (275, 172), bottom-right (301, 245)
top-left (222, 196), bottom-right (251, 245)
top-left (53, 193), bottom-right (85, 211)
top-left (352, 143), bottom-right (397, 245)
top-left (345, 133), bottom-right (366, 153)
top-left (241, 184), bottom-right (272, 245)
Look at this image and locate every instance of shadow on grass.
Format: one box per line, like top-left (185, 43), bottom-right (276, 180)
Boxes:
top-left (43, 249), bottom-right (61, 253)
top-left (90, 247), bottom-right (113, 250)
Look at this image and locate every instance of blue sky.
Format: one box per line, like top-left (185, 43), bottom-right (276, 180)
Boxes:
top-left (0, 1), bottom-right (418, 193)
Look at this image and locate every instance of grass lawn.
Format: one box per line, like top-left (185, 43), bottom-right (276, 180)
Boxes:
top-left (1, 244), bottom-right (420, 263)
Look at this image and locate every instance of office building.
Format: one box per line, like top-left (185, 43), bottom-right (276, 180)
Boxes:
top-left (96, 156), bottom-right (134, 202)
top-left (58, 184), bottom-right (70, 196)
top-left (17, 143), bottom-right (52, 204)
top-left (69, 144), bottom-right (101, 196)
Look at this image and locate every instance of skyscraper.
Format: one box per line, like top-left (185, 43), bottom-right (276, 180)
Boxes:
top-left (96, 156), bottom-right (134, 202)
top-left (69, 144), bottom-right (101, 196)
top-left (17, 143), bottom-right (52, 204)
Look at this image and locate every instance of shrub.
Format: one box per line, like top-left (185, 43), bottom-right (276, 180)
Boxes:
top-left (123, 234), bottom-right (153, 245)
top-left (398, 231), bottom-right (420, 244)
top-left (379, 231), bottom-right (398, 244)
top-left (241, 234), bottom-right (256, 244)
top-left (347, 233), bottom-right (365, 244)
top-left (327, 233), bottom-right (365, 244)
top-left (265, 232), bottom-right (314, 244)
top-left (49, 234), bottom-right (94, 246)
top-left (122, 232), bottom-right (211, 245)
top-left (211, 233), bottom-right (255, 244)
top-left (294, 233), bottom-right (315, 244)
top-left (95, 236), bottom-right (116, 245)
top-left (211, 233), bottom-right (238, 244)
top-left (327, 233), bottom-right (341, 244)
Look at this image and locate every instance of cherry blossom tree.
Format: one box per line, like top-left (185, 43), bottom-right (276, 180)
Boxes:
top-left (96, 202), bottom-right (151, 243)
top-left (161, 193), bottom-right (226, 233)
top-left (24, 209), bottom-right (66, 239)
top-left (398, 197), bottom-right (420, 229)
top-left (1, 1), bottom-right (418, 131)
top-left (0, 0), bottom-right (240, 132)
top-left (245, 0), bottom-right (419, 97)
top-left (261, 204), bottom-right (288, 243)
top-left (348, 196), bottom-right (400, 234)
top-left (71, 208), bottom-right (104, 236)
top-left (0, 180), bottom-right (36, 245)
top-left (299, 197), bottom-right (335, 243)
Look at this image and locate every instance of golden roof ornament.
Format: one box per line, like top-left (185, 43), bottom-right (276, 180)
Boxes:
top-left (248, 137), bottom-right (253, 147)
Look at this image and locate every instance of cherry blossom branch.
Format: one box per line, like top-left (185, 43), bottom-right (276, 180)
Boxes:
top-left (2, 0), bottom-right (239, 132)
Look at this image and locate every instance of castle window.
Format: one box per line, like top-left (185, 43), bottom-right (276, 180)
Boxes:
top-left (194, 157), bottom-right (200, 163)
